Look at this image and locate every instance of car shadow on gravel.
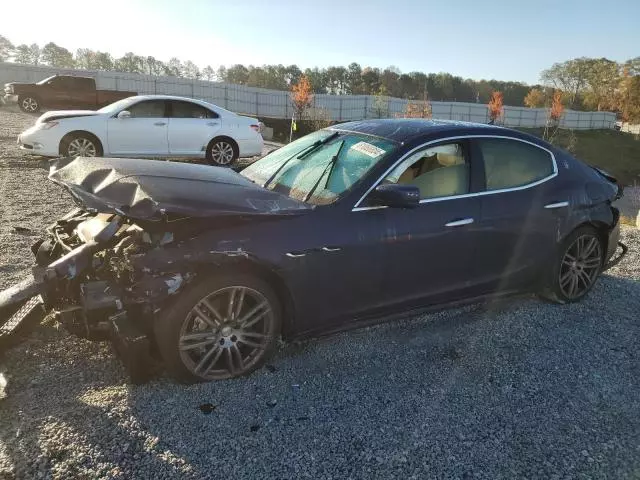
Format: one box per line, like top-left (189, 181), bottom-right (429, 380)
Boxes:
top-left (1, 274), bottom-right (639, 478)
top-left (0, 157), bottom-right (49, 170)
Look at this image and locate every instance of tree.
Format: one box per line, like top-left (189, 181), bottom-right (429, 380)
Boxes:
top-left (487, 91), bottom-right (504, 124)
top-left (541, 58), bottom-right (591, 108)
top-left (524, 88), bottom-right (545, 108)
top-left (371, 85), bottom-right (390, 118)
top-left (0, 35), bottom-right (13, 62)
top-left (143, 56), bottom-right (165, 76)
top-left (165, 57), bottom-right (184, 77)
top-left (582, 58), bottom-right (619, 111)
top-left (346, 62), bottom-right (363, 94)
top-left (201, 65), bottom-right (215, 81)
top-left (13, 44), bottom-right (33, 64)
top-left (114, 52), bottom-right (144, 73)
top-left (291, 74), bottom-right (314, 119)
top-left (183, 60), bottom-right (201, 79)
top-left (41, 42), bottom-right (74, 68)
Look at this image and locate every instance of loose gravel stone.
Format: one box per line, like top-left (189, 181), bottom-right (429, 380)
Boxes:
top-left (1, 107), bottom-right (639, 479)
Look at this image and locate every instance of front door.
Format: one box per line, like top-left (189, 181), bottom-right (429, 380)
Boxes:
top-left (167, 100), bottom-right (221, 155)
top-left (107, 99), bottom-right (169, 155)
top-left (40, 76), bottom-right (72, 108)
top-left (363, 140), bottom-right (484, 309)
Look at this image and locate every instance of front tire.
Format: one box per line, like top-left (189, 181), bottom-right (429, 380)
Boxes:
top-left (541, 226), bottom-right (604, 303)
top-left (18, 95), bottom-right (40, 113)
top-left (154, 273), bottom-right (281, 383)
top-left (60, 133), bottom-right (103, 158)
top-left (206, 139), bottom-right (238, 166)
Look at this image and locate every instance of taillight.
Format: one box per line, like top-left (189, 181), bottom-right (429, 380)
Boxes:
top-left (250, 124), bottom-right (260, 132)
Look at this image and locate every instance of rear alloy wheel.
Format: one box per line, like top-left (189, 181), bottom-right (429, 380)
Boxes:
top-left (155, 274), bottom-right (281, 383)
top-left (19, 96), bottom-right (40, 113)
top-left (543, 227), bottom-right (604, 303)
top-left (206, 140), bottom-right (238, 166)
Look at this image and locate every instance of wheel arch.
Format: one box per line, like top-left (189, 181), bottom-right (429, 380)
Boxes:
top-left (193, 257), bottom-right (297, 338)
top-left (59, 130), bottom-right (105, 156)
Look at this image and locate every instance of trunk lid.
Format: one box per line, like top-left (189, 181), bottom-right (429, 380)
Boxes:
top-left (48, 157), bottom-right (312, 220)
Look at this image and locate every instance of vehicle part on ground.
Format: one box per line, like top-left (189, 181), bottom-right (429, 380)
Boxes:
top-left (155, 274), bottom-right (281, 383)
top-left (0, 292), bottom-right (45, 352)
top-left (19, 96), bottom-right (40, 113)
top-left (207, 139), bottom-right (238, 166)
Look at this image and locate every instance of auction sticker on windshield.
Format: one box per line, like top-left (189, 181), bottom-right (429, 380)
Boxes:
top-left (350, 141), bottom-right (386, 158)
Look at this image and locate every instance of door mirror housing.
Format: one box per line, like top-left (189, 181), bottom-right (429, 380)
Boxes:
top-left (117, 110), bottom-right (131, 119)
top-left (370, 184), bottom-right (420, 208)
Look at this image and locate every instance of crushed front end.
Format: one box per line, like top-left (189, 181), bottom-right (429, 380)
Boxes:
top-left (0, 209), bottom-right (193, 382)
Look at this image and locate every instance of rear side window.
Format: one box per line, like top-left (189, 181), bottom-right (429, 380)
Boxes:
top-left (478, 138), bottom-right (554, 191)
top-left (169, 101), bottom-right (216, 119)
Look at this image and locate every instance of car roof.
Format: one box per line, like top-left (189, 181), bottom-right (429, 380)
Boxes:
top-left (330, 118), bottom-right (530, 144)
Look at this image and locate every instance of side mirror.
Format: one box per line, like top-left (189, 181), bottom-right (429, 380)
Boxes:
top-left (117, 110), bottom-right (131, 119)
top-left (370, 184), bottom-right (420, 208)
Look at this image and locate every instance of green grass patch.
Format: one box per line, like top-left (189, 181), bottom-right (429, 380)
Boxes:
top-left (519, 128), bottom-right (640, 186)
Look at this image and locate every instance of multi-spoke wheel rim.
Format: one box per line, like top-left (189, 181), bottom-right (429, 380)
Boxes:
top-left (210, 142), bottom-right (235, 165)
top-left (559, 234), bottom-right (602, 299)
top-left (22, 97), bottom-right (38, 112)
top-left (178, 286), bottom-right (274, 380)
top-left (68, 138), bottom-right (97, 157)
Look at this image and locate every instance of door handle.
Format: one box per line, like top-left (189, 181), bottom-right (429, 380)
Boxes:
top-left (445, 218), bottom-right (474, 227)
top-left (207, 122), bottom-right (219, 126)
top-left (154, 121), bottom-right (166, 126)
top-left (544, 201), bottom-right (569, 209)
top-left (321, 246), bottom-right (341, 252)
top-left (286, 252), bottom-right (306, 258)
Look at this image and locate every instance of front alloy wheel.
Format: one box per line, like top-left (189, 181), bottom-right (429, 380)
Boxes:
top-left (67, 137), bottom-right (97, 157)
top-left (155, 274), bottom-right (281, 383)
top-left (20, 97), bottom-right (39, 113)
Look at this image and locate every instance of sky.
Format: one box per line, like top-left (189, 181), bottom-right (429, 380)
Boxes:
top-left (3, 0), bottom-right (640, 84)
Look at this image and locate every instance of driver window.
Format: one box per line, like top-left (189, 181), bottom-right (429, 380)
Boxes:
top-left (383, 143), bottom-right (469, 200)
top-left (127, 100), bottom-right (166, 118)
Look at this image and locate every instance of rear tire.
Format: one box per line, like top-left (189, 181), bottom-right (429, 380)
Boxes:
top-left (18, 95), bottom-right (40, 113)
top-left (154, 273), bottom-right (281, 383)
top-left (540, 226), bottom-right (604, 304)
top-left (206, 139), bottom-right (238, 166)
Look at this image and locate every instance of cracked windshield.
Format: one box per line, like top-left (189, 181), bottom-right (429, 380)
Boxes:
top-left (0, 0), bottom-right (639, 478)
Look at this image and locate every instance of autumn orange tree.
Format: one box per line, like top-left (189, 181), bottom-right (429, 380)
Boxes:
top-left (524, 88), bottom-right (545, 108)
top-left (543, 90), bottom-right (566, 142)
top-left (487, 91), bottom-right (504, 124)
top-left (291, 74), bottom-right (314, 120)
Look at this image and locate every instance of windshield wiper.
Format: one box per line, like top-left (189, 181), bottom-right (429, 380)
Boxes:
top-left (303, 140), bottom-right (346, 202)
top-left (262, 132), bottom-right (340, 188)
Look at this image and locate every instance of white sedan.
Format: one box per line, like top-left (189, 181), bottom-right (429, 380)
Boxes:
top-left (17, 95), bottom-right (264, 166)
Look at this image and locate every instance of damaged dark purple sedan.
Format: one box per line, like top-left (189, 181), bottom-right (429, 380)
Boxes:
top-left (0, 119), bottom-right (628, 383)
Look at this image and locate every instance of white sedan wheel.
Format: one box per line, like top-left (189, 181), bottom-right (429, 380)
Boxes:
top-left (209, 141), bottom-right (236, 166)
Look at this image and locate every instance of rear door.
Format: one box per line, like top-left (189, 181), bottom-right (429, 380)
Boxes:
top-left (471, 137), bottom-right (561, 291)
top-left (106, 99), bottom-right (169, 155)
top-left (167, 100), bottom-right (220, 155)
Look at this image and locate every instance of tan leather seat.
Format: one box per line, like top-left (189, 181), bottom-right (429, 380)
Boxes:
top-left (409, 164), bottom-right (469, 199)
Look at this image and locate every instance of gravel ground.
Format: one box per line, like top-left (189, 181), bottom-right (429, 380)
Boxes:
top-left (1, 109), bottom-right (639, 479)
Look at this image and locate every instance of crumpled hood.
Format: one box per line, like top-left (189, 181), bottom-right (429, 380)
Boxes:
top-left (48, 157), bottom-right (312, 220)
top-left (37, 110), bottom-right (100, 123)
